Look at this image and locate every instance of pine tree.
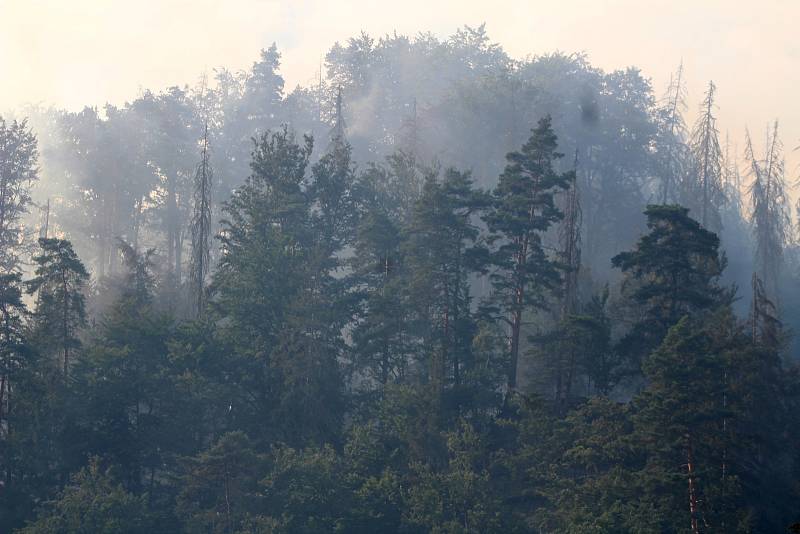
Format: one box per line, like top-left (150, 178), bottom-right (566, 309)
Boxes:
top-left (612, 205), bottom-right (726, 371)
top-left (482, 115), bottom-right (572, 390)
top-left (720, 133), bottom-right (746, 233)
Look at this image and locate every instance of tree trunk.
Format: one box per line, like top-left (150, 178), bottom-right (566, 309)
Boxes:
top-left (687, 433), bottom-right (700, 534)
top-left (509, 305), bottom-right (522, 390)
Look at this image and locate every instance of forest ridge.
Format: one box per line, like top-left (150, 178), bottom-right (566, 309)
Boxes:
top-left (0, 27), bottom-right (799, 533)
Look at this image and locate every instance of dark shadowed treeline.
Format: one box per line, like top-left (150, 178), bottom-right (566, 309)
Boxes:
top-left (1, 26), bottom-right (800, 533)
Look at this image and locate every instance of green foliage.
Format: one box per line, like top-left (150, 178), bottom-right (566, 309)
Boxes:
top-left (483, 115), bottom-right (573, 388)
top-left (26, 238), bottom-right (89, 377)
top-left (18, 458), bottom-right (155, 534)
top-left (0, 116), bottom-right (38, 273)
top-left (3, 32), bottom-right (800, 532)
top-left (613, 204), bottom-right (726, 372)
top-left (404, 422), bottom-right (504, 533)
top-left (177, 432), bottom-right (265, 534)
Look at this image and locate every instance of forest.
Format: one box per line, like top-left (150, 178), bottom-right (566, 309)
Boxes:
top-left (1, 25), bottom-right (800, 533)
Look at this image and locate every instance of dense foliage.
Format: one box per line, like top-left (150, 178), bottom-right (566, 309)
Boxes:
top-left (2, 27), bottom-right (800, 533)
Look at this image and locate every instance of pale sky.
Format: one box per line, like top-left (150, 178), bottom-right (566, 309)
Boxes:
top-left (1, 0), bottom-right (799, 175)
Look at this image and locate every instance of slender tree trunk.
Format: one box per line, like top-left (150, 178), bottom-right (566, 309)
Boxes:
top-left (167, 174), bottom-right (178, 282)
top-left (62, 270), bottom-right (69, 378)
top-left (509, 233), bottom-right (529, 390)
top-left (0, 373), bottom-right (5, 437)
top-left (509, 303), bottom-right (522, 390)
top-left (687, 433), bottom-right (700, 534)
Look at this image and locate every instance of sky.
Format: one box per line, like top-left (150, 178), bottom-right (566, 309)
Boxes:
top-left (1, 0), bottom-right (799, 175)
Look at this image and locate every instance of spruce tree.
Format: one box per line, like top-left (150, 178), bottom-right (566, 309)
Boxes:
top-left (189, 118), bottom-right (213, 319)
top-left (686, 81), bottom-right (724, 231)
top-left (655, 62), bottom-right (690, 205)
top-left (26, 238), bottom-right (89, 378)
top-left (214, 127), bottom-right (345, 446)
top-left (745, 122), bottom-right (789, 301)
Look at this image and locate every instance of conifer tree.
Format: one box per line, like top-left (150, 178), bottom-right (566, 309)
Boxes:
top-left (177, 432), bottom-right (264, 534)
top-left (214, 127), bottom-right (346, 446)
top-left (749, 273), bottom-right (782, 349)
top-left (483, 115), bottom-right (572, 390)
top-left (552, 152), bottom-right (582, 406)
top-left (351, 208), bottom-right (407, 386)
top-left (613, 205), bottom-right (725, 371)
top-left (404, 169), bottom-right (488, 400)
top-left (18, 458), bottom-right (156, 534)
top-left (633, 316), bottom-right (734, 533)
top-left (656, 62), bottom-right (690, 205)
top-left (686, 81), bottom-right (724, 231)
top-left (745, 122), bottom-right (789, 301)
top-left (720, 133), bottom-right (746, 231)
top-left (26, 238), bottom-right (89, 378)
top-left (0, 273), bottom-right (26, 471)
top-left (189, 118), bottom-right (213, 318)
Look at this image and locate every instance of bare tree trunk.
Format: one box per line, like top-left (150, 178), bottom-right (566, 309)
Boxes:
top-left (62, 269), bottom-right (70, 378)
top-left (166, 173), bottom-right (179, 285)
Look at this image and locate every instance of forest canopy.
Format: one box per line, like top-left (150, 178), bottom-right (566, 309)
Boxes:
top-left (1, 26), bottom-right (800, 533)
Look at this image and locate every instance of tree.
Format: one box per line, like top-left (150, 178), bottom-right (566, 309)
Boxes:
top-left (26, 238), bottom-right (89, 378)
top-left (630, 308), bottom-right (799, 533)
top-left (655, 62), bottom-right (690, 205)
top-left (134, 87), bottom-right (199, 287)
top-left (190, 117), bottom-right (213, 318)
top-left (310, 103), bottom-right (356, 255)
top-left (633, 317), bottom-right (733, 533)
top-left (403, 169), bottom-right (488, 403)
top-left (214, 127), bottom-right (313, 353)
top-left (0, 273), bottom-right (26, 438)
top-left (482, 115), bottom-right (572, 389)
top-left (18, 458), bottom-right (155, 534)
top-left (686, 81), bottom-right (724, 232)
top-left (350, 207), bottom-right (407, 387)
top-left (0, 117), bottom-right (39, 273)
top-left (213, 127), bottom-right (346, 446)
top-left (403, 422), bottom-right (504, 533)
top-left (535, 288), bottom-right (618, 408)
top-left (177, 432), bottom-right (265, 534)
top-left (258, 444), bottom-right (350, 533)
top-left (0, 272), bottom-right (28, 520)
top-left (745, 121), bottom-right (789, 301)
top-left (540, 152), bottom-right (583, 409)
top-left (612, 205), bottom-right (725, 371)
top-left (74, 241), bottom-right (178, 491)
top-left (748, 272), bottom-right (782, 349)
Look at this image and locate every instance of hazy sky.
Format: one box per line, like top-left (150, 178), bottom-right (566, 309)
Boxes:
top-left (2, 0), bottom-right (799, 174)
